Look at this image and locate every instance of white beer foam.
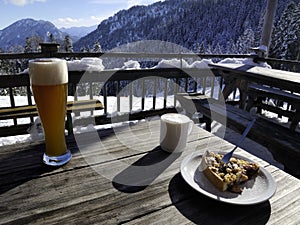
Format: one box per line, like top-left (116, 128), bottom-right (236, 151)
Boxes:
top-left (29, 58), bottom-right (68, 85)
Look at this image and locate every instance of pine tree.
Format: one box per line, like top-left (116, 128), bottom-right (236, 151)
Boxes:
top-left (80, 47), bottom-right (87, 52)
top-left (286, 3), bottom-right (300, 61)
top-left (48, 33), bottom-right (56, 43)
top-left (226, 39), bottom-right (238, 54)
top-left (205, 44), bottom-right (212, 54)
top-left (197, 42), bottom-right (206, 54)
top-left (64, 35), bottom-right (73, 53)
top-left (93, 40), bottom-right (102, 53)
top-left (270, 2), bottom-right (300, 60)
top-left (214, 43), bottom-right (223, 54)
top-left (24, 37), bottom-right (33, 53)
top-left (30, 35), bottom-right (44, 52)
top-left (236, 28), bottom-right (255, 54)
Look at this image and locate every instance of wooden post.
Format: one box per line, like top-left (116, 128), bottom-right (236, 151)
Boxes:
top-left (260, 0), bottom-right (278, 57)
top-left (39, 43), bottom-right (60, 57)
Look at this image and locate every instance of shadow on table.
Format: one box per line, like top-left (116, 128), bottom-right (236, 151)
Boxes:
top-left (113, 146), bottom-right (181, 193)
top-left (168, 173), bottom-right (271, 225)
top-left (0, 121), bottom-right (146, 195)
top-left (0, 139), bottom-right (80, 195)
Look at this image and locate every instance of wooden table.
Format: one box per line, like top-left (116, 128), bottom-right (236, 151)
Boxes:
top-left (1, 118), bottom-right (299, 224)
top-left (210, 63), bottom-right (300, 108)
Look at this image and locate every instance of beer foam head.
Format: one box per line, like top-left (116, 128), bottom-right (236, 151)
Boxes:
top-left (29, 58), bottom-right (68, 85)
top-left (161, 113), bottom-right (190, 124)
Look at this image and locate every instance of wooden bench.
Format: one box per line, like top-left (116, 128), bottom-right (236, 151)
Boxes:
top-left (176, 92), bottom-right (300, 178)
top-left (0, 99), bottom-right (104, 137)
top-left (246, 83), bottom-right (300, 130)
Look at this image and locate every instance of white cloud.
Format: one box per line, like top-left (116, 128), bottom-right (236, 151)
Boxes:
top-left (90, 16), bottom-right (102, 21)
top-left (57, 17), bottom-right (80, 23)
top-left (3, 0), bottom-right (46, 6)
top-left (89, 0), bottom-right (159, 7)
top-left (128, 0), bottom-right (141, 7)
top-left (53, 16), bottom-right (102, 28)
top-left (127, 0), bottom-right (162, 8)
top-left (89, 0), bottom-right (122, 3)
top-left (54, 17), bottom-right (82, 28)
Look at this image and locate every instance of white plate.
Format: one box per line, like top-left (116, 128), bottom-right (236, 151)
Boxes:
top-left (180, 151), bottom-right (276, 205)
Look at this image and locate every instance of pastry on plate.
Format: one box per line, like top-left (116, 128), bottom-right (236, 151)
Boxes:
top-left (199, 151), bottom-right (259, 193)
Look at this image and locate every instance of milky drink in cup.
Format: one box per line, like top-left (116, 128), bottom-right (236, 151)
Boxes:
top-left (160, 113), bottom-right (193, 153)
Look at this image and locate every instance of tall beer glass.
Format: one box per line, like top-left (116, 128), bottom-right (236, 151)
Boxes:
top-left (29, 59), bottom-right (72, 166)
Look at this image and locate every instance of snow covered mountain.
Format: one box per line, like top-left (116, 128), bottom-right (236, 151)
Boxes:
top-left (60, 25), bottom-right (97, 42)
top-left (0, 0), bottom-right (298, 58)
top-left (0, 19), bottom-right (67, 51)
top-left (74, 0), bottom-right (297, 54)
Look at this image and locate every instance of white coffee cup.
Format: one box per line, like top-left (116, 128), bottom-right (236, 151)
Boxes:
top-left (160, 113), bottom-right (193, 153)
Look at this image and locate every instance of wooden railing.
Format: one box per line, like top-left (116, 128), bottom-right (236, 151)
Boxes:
top-left (0, 44), bottom-right (225, 137)
top-left (1, 43), bottom-right (299, 137)
top-left (0, 66), bottom-right (224, 137)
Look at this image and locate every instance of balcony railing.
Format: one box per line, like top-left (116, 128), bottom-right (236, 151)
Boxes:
top-left (0, 43), bottom-right (299, 137)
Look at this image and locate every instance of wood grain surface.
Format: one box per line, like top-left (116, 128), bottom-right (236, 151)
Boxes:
top-left (0, 118), bottom-right (299, 225)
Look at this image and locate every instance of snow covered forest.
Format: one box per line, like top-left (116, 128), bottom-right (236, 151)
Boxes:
top-left (75, 0), bottom-right (300, 60)
top-left (0, 0), bottom-right (298, 59)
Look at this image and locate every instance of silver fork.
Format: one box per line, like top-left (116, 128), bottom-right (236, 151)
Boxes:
top-left (221, 118), bottom-right (256, 164)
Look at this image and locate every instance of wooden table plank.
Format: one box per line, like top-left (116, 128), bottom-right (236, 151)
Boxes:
top-left (0, 118), bottom-right (299, 224)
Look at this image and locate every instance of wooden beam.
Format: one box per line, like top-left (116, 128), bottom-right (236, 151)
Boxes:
top-left (261, 0), bottom-right (278, 56)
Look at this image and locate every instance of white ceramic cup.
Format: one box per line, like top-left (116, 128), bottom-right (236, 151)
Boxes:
top-left (160, 113), bottom-right (193, 153)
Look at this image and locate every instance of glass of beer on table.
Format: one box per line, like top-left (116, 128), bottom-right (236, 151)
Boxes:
top-left (29, 58), bottom-right (72, 166)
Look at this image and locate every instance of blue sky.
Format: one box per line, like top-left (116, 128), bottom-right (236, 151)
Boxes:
top-left (0, 0), bottom-right (161, 29)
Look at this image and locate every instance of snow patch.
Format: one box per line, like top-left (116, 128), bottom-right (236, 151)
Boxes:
top-left (154, 58), bottom-right (190, 68)
top-left (121, 60), bottom-right (141, 69)
top-left (67, 57), bottom-right (105, 71)
top-left (218, 58), bottom-right (272, 68)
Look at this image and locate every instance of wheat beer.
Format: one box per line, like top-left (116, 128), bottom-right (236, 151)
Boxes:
top-left (29, 59), bottom-right (71, 166)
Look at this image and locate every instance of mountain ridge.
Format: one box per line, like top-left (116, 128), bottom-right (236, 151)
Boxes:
top-left (0, 0), bottom-right (298, 57)
top-left (0, 18), bottom-right (67, 51)
top-left (0, 18), bottom-right (96, 51)
top-left (59, 25), bottom-right (97, 42)
top-left (73, 0), bottom-right (296, 54)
